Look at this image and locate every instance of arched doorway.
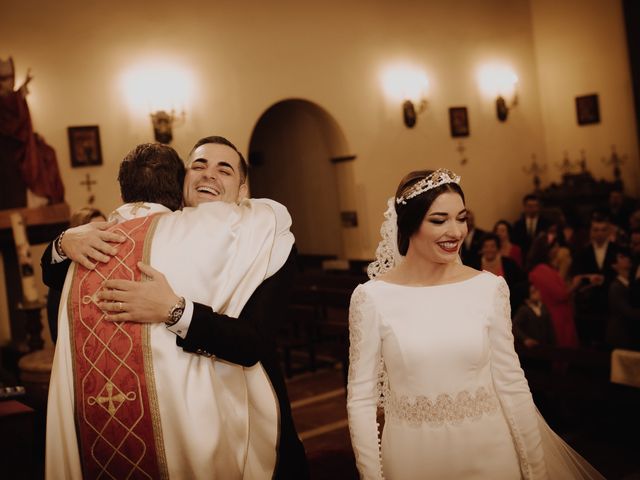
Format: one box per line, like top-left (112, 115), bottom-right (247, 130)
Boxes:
top-left (248, 99), bottom-right (352, 258)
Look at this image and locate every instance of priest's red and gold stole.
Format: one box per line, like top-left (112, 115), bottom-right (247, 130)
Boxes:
top-left (69, 214), bottom-right (168, 479)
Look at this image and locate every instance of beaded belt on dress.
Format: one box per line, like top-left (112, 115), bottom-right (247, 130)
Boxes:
top-left (380, 385), bottom-right (499, 427)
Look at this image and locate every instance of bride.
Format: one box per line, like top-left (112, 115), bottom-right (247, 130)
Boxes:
top-left (346, 169), bottom-right (604, 479)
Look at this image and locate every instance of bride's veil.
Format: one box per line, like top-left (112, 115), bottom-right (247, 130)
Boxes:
top-left (367, 197), bottom-right (403, 280)
top-left (536, 408), bottom-right (605, 479)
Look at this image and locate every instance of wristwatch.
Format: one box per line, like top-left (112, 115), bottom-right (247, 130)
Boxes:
top-left (165, 297), bottom-right (186, 327)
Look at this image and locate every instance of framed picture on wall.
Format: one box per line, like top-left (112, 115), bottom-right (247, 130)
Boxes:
top-left (68, 126), bottom-right (103, 167)
top-left (340, 211), bottom-right (358, 228)
top-left (449, 107), bottom-right (470, 137)
top-left (575, 94), bottom-right (600, 125)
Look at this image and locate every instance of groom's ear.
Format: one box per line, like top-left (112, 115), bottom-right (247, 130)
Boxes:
top-left (238, 182), bottom-right (249, 201)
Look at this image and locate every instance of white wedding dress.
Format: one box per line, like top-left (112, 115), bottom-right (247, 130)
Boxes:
top-left (347, 272), bottom-right (604, 480)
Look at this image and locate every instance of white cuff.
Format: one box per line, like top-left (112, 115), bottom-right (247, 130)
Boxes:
top-left (166, 299), bottom-right (193, 339)
top-left (51, 239), bottom-right (67, 264)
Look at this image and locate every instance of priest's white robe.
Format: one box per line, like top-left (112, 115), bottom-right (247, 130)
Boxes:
top-left (46, 199), bottom-right (294, 479)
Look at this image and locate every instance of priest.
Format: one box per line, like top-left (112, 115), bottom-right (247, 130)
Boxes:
top-left (46, 142), bottom-right (295, 479)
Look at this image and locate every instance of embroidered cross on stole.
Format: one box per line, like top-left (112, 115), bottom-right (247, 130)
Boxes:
top-left (69, 214), bottom-right (168, 479)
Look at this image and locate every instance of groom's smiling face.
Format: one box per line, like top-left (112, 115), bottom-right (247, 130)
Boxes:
top-left (183, 143), bottom-right (248, 207)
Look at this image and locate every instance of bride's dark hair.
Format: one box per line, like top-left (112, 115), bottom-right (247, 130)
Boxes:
top-left (394, 170), bottom-right (465, 256)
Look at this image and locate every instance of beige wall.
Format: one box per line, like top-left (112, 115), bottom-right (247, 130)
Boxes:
top-left (530, 0), bottom-right (640, 193)
top-left (0, 0), bottom-right (636, 262)
top-left (2, 0), bottom-right (636, 343)
top-left (249, 100), bottom-right (345, 256)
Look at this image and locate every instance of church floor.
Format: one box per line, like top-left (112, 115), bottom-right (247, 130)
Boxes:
top-left (5, 357), bottom-right (640, 479)
top-left (286, 360), bottom-right (640, 480)
top-left (285, 366), bottom-right (358, 479)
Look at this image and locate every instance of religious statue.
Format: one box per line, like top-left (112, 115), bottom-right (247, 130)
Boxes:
top-left (0, 57), bottom-right (64, 209)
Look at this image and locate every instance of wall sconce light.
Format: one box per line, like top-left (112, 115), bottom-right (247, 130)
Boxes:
top-left (381, 64), bottom-right (429, 128)
top-left (478, 65), bottom-right (518, 122)
top-left (121, 60), bottom-right (195, 143)
top-left (150, 109), bottom-right (185, 144)
top-left (496, 92), bottom-right (518, 122)
top-left (403, 98), bottom-right (427, 128)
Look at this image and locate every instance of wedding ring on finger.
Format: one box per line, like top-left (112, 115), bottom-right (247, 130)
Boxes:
top-left (118, 302), bottom-right (124, 311)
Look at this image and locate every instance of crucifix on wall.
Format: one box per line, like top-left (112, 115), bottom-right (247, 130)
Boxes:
top-left (455, 141), bottom-right (468, 165)
top-left (80, 173), bottom-right (97, 205)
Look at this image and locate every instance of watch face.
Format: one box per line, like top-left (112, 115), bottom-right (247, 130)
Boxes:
top-left (167, 298), bottom-right (185, 326)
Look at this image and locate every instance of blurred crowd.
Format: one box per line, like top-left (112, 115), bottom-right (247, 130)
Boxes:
top-left (460, 189), bottom-right (640, 351)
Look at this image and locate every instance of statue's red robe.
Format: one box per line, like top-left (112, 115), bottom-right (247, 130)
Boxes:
top-left (0, 90), bottom-right (64, 207)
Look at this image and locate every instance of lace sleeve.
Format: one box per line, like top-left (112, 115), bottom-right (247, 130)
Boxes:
top-left (347, 285), bottom-right (384, 480)
top-left (489, 276), bottom-right (548, 479)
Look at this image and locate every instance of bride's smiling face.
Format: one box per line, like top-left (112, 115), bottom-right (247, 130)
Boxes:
top-left (408, 191), bottom-right (468, 263)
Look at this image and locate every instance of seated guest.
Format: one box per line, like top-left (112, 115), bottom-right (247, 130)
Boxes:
top-left (513, 284), bottom-right (555, 348)
top-left (570, 213), bottom-right (618, 347)
top-left (528, 236), bottom-right (579, 348)
top-left (474, 233), bottom-right (527, 311)
top-left (46, 207), bottom-right (106, 343)
top-left (606, 248), bottom-right (640, 350)
top-left (493, 219), bottom-right (523, 267)
top-left (512, 193), bottom-right (551, 258)
top-left (460, 209), bottom-right (486, 266)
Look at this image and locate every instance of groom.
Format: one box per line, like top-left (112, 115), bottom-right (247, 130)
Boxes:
top-left (45, 140), bottom-right (307, 479)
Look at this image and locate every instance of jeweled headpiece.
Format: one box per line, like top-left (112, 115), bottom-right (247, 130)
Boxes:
top-left (395, 168), bottom-right (461, 205)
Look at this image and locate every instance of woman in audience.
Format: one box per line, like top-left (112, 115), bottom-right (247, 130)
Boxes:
top-left (546, 222), bottom-right (573, 283)
top-left (493, 219), bottom-right (523, 267)
top-left (347, 168), bottom-right (603, 479)
top-left (527, 236), bottom-right (579, 348)
top-left (476, 233), bottom-right (527, 312)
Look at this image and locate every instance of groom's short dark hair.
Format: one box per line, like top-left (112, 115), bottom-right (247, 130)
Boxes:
top-left (118, 143), bottom-right (185, 211)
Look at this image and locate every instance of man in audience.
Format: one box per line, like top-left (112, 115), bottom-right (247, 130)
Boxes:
top-left (460, 209), bottom-right (486, 266)
top-left (570, 213), bottom-right (619, 347)
top-left (606, 248), bottom-right (640, 350)
top-left (512, 193), bottom-right (551, 258)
